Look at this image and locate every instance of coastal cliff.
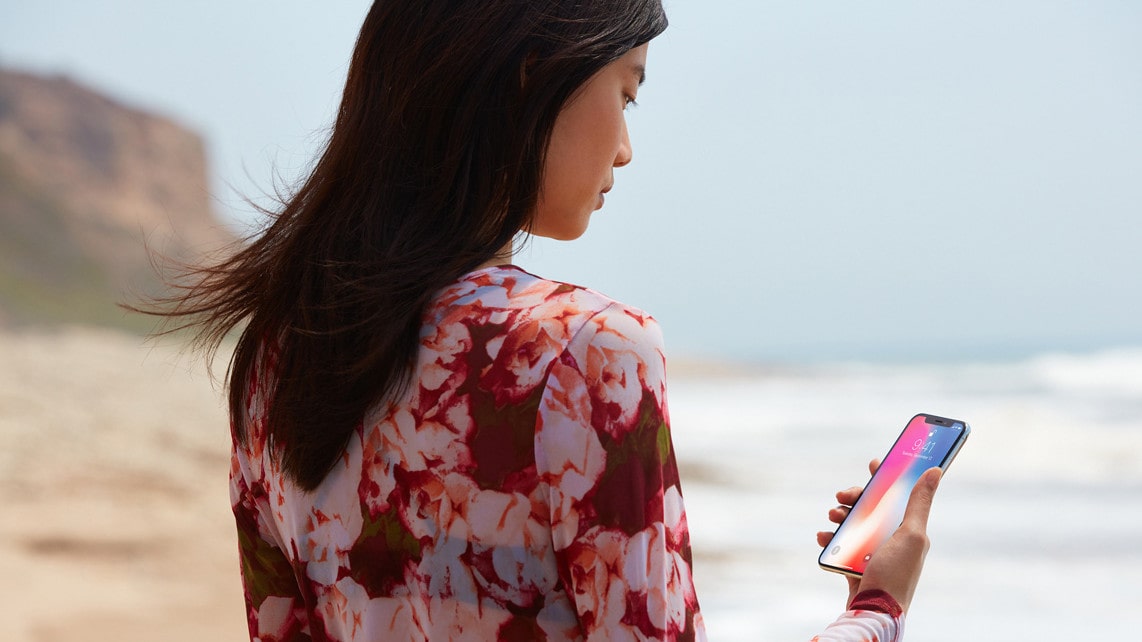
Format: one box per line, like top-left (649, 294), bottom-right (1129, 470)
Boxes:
top-left (0, 68), bottom-right (234, 330)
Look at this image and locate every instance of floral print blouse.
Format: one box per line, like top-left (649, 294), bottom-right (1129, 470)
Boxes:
top-left (230, 265), bottom-right (903, 641)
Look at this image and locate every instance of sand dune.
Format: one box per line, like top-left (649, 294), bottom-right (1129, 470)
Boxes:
top-left (0, 327), bottom-right (247, 641)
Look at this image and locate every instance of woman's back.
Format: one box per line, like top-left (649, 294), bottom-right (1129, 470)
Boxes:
top-left (231, 265), bottom-right (703, 640)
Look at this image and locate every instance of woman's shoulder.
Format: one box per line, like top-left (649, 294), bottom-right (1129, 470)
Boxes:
top-left (426, 264), bottom-right (664, 369)
top-left (433, 264), bottom-right (656, 329)
top-left (418, 265), bottom-right (664, 414)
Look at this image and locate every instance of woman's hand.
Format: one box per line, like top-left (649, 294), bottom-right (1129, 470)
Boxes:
top-left (816, 458), bottom-right (943, 614)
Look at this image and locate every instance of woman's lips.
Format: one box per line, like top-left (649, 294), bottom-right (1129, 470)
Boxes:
top-left (596, 184), bottom-right (613, 209)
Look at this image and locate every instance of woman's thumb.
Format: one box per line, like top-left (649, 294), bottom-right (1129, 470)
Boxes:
top-left (901, 467), bottom-right (942, 531)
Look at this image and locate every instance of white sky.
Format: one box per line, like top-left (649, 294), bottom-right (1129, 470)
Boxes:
top-left (2, 1), bottom-right (1140, 362)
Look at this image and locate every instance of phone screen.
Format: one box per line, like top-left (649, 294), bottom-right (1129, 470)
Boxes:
top-left (819, 413), bottom-right (969, 576)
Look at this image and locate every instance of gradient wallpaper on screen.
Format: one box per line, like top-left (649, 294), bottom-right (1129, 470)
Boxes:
top-left (820, 415), bottom-right (966, 575)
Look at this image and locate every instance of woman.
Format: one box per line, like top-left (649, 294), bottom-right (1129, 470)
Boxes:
top-left (152, 1), bottom-right (941, 640)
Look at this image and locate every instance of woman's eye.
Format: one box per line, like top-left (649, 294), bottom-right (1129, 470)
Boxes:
top-left (624, 96), bottom-right (639, 110)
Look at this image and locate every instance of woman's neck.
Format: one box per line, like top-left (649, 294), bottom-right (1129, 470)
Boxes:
top-left (474, 241), bottom-right (515, 270)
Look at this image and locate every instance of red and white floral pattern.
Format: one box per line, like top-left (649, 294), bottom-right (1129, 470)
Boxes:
top-left (231, 265), bottom-right (901, 641)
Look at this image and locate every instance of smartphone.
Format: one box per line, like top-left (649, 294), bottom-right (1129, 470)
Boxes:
top-left (818, 413), bottom-right (970, 578)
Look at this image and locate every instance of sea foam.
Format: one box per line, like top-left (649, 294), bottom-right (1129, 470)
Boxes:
top-left (668, 348), bottom-right (1141, 640)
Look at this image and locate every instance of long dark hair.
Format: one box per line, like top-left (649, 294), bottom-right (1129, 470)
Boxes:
top-left (143, 0), bottom-right (667, 490)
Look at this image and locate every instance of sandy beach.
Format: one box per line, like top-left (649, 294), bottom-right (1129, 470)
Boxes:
top-left (0, 327), bottom-right (248, 641)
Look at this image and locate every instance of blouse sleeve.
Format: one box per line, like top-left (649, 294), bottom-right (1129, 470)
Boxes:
top-left (532, 303), bottom-right (905, 642)
top-left (811, 610), bottom-right (902, 641)
top-left (535, 303), bottom-right (706, 641)
top-left (809, 590), bottom-right (904, 641)
top-left (230, 440), bottom-right (312, 642)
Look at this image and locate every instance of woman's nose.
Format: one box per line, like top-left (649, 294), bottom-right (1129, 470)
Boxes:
top-left (614, 119), bottom-right (633, 167)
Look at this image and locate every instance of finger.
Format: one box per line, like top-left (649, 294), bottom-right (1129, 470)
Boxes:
top-left (900, 467), bottom-right (943, 532)
top-left (828, 505), bottom-right (851, 524)
top-left (835, 486), bottom-right (863, 506)
top-left (816, 531), bottom-right (834, 547)
top-left (868, 458), bottom-right (881, 476)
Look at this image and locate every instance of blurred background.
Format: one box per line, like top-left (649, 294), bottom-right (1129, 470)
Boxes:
top-left (1, 1), bottom-right (1138, 640)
